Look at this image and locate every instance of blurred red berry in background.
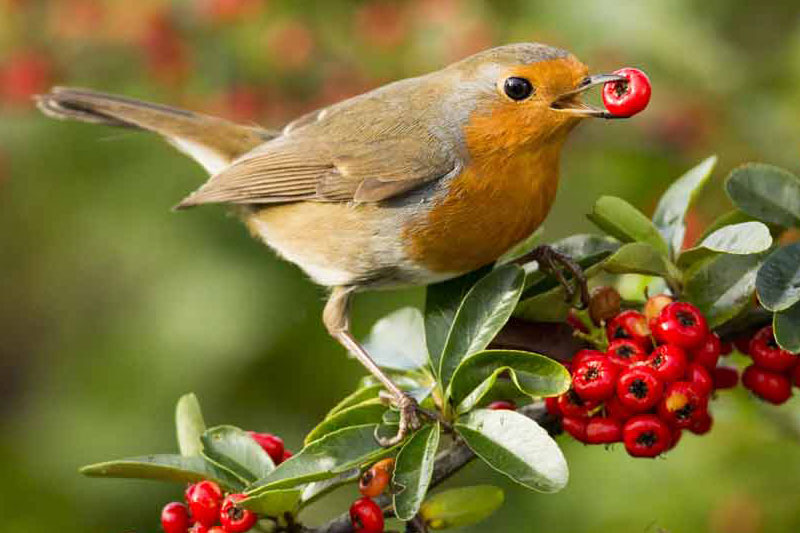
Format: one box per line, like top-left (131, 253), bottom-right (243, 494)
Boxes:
top-left (0, 50), bottom-right (54, 109)
top-left (141, 10), bottom-right (190, 88)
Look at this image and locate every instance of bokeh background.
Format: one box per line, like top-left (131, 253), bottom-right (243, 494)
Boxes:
top-left (2, 0), bottom-right (800, 531)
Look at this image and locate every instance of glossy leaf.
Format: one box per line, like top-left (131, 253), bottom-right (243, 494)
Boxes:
top-left (448, 350), bottom-right (570, 414)
top-left (80, 454), bottom-right (243, 491)
top-left (201, 425), bottom-right (275, 484)
top-left (304, 399), bottom-right (387, 445)
top-left (248, 425), bottom-right (391, 494)
top-left (176, 393), bottom-right (206, 458)
top-left (438, 265), bottom-right (525, 387)
top-left (325, 385), bottom-right (383, 419)
top-left (364, 307), bottom-right (428, 371)
top-left (678, 221), bottom-right (773, 268)
top-left (756, 243), bottom-right (800, 312)
top-left (455, 409), bottom-right (567, 493)
top-left (725, 163), bottom-right (800, 227)
top-left (601, 242), bottom-right (674, 278)
top-left (420, 486), bottom-right (504, 530)
top-left (240, 488), bottom-right (302, 516)
top-left (425, 268), bottom-right (491, 376)
top-left (652, 155), bottom-right (717, 257)
top-left (699, 210), bottom-right (756, 241)
top-left (773, 302), bottom-right (800, 353)
top-left (683, 253), bottom-right (763, 328)
top-left (300, 469), bottom-right (360, 507)
top-left (393, 424), bottom-right (441, 521)
top-left (587, 196), bottom-right (668, 255)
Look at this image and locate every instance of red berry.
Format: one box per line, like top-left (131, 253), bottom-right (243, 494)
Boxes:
top-left (713, 366), bottom-right (739, 390)
top-left (186, 481), bottom-right (223, 527)
top-left (572, 357), bottom-right (618, 401)
top-left (733, 335), bottom-right (752, 354)
top-left (571, 349), bottom-right (605, 369)
top-left (282, 449), bottom-right (293, 462)
top-left (585, 416), bottom-right (622, 444)
top-left (220, 494), bottom-right (258, 533)
top-left (748, 326), bottom-right (797, 372)
top-left (651, 302), bottom-right (708, 349)
top-left (349, 497), bottom-right (384, 533)
top-left (719, 341), bottom-right (733, 356)
top-left (189, 525), bottom-right (209, 533)
top-left (669, 427), bottom-right (683, 450)
top-left (645, 344), bottom-right (687, 383)
top-left (561, 416), bottom-right (589, 443)
top-left (658, 382), bottom-right (708, 429)
top-left (689, 411), bottom-right (713, 435)
top-left (602, 67), bottom-right (651, 118)
top-left (545, 396), bottom-right (561, 417)
top-left (742, 365), bottom-right (792, 405)
top-left (249, 432), bottom-right (285, 464)
top-left (605, 395), bottom-right (635, 421)
top-left (623, 415), bottom-right (672, 457)
top-left (161, 502), bottom-right (190, 533)
top-left (359, 458), bottom-right (394, 498)
top-left (0, 50), bottom-right (54, 106)
top-left (792, 364), bottom-right (800, 389)
top-left (208, 528), bottom-right (227, 533)
top-left (691, 333), bottom-right (722, 370)
top-left (644, 294), bottom-right (674, 325)
top-left (606, 339), bottom-right (647, 368)
top-left (686, 363), bottom-right (714, 396)
top-left (556, 389), bottom-right (599, 419)
top-left (606, 310), bottom-right (651, 347)
top-left (616, 366), bottom-right (664, 412)
top-left (487, 400), bottom-right (516, 411)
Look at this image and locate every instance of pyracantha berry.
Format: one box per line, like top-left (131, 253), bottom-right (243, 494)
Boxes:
top-left (161, 502), bottom-right (190, 533)
top-left (719, 341), bottom-right (733, 356)
top-left (605, 395), bottom-right (635, 421)
top-left (606, 339), bottom-right (648, 368)
top-left (606, 310), bottom-right (651, 347)
top-left (742, 365), bottom-right (792, 405)
top-left (689, 411), bottom-right (713, 435)
top-left (359, 458), bottom-right (394, 498)
top-left (249, 431), bottom-right (285, 464)
top-left (749, 326), bottom-right (797, 372)
top-left (571, 349), bottom-right (606, 369)
top-left (686, 362), bottom-right (714, 397)
top-left (586, 416), bottom-right (622, 444)
top-left (616, 366), bottom-right (664, 412)
top-left (545, 396), bottom-right (561, 417)
top-left (220, 493), bottom-right (258, 533)
top-left (561, 416), bottom-right (589, 443)
top-left (557, 388), bottom-right (599, 419)
top-left (658, 382), bottom-right (708, 429)
top-left (186, 481), bottom-right (223, 527)
top-left (623, 414), bottom-right (672, 457)
top-left (207, 528), bottom-right (227, 533)
top-left (572, 357), bottom-right (618, 402)
top-left (602, 68), bottom-right (652, 118)
top-left (669, 427), bottom-right (683, 450)
top-left (189, 525), bottom-right (209, 533)
top-left (733, 335), bottom-right (753, 354)
top-left (645, 344), bottom-right (688, 383)
top-left (691, 333), bottom-right (722, 370)
top-left (487, 400), bottom-right (516, 411)
top-left (349, 497), bottom-right (384, 533)
top-left (644, 294), bottom-right (674, 325)
top-left (713, 366), bottom-right (739, 390)
top-left (651, 302), bottom-right (708, 349)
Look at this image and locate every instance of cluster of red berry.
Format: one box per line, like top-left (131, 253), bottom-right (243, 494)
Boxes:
top-left (548, 295), bottom-right (738, 458)
top-left (160, 432), bottom-right (289, 533)
top-left (348, 458), bottom-right (394, 533)
top-left (740, 325), bottom-right (800, 404)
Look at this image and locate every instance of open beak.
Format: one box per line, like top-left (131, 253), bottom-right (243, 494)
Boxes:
top-left (550, 73), bottom-right (627, 119)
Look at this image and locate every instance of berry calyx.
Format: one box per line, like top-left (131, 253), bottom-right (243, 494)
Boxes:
top-left (748, 326), bottom-right (797, 372)
top-left (561, 416), bottom-right (589, 443)
top-left (220, 494), bottom-right (258, 533)
top-left (686, 363), bottom-right (714, 396)
top-left (487, 400), bottom-right (516, 411)
top-left (651, 302), bottom-right (708, 349)
top-left (742, 365), bottom-right (792, 405)
top-left (645, 344), bottom-right (688, 383)
top-left (359, 458), bottom-right (395, 498)
top-left (602, 67), bottom-right (652, 118)
top-left (572, 357), bottom-right (618, 402)
top-left (585, 417), bottom-right (622, 444)
top-left (616, 366), bottom-right (664, 412)
top-left (658, 382), bottom-right (708, 429)
top-left (248, 432), bottom-right (285, 465)
top-left (623, 415), bottom-right (671, 457)
top-left (186, 481), bottom-right (223, 527)
top-left (349, 497), bottom-right (384, 533)
top-left (606, 339), bottom-right (647, 368)
top-left (606, 310), bottom-right (650, 347)
top-left (161, 502), bottom-right (191, 533)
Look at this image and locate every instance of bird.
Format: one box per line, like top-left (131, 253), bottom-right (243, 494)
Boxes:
top-left (37, 42), bottom-right (627, 445)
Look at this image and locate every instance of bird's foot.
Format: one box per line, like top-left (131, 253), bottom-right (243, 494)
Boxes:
top-left (514, 245), bottom-right (590, 309)
top-left (376, 393), bottom-right (423, 447)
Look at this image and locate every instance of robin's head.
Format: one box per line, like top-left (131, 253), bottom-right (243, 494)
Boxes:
top-left (448, 43), bottom-right (625, 155)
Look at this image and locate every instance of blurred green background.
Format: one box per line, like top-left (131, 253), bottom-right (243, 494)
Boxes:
top-left (2, 0), bottom-right (800, 531)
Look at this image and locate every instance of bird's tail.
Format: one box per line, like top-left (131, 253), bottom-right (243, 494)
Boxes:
top-left (36, 87), bottom-right (279, 175)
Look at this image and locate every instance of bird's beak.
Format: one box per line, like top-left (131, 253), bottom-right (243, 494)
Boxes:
top-left (550, 73), bottom-right (627, 119)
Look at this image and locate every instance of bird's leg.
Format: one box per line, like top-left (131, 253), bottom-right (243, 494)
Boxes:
top-left (513, 245), bottom-right (590, 309)
top-left (323, 286), bottom-right (422, 447)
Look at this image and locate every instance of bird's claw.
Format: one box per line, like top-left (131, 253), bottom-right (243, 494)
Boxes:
top-left (376, 393), bottom-right (422, 447)
top-left (514, 245), bottom-right (590, 309)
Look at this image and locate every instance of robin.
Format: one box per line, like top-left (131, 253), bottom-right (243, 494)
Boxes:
top-left (38, 43), bottom-right (628, 445)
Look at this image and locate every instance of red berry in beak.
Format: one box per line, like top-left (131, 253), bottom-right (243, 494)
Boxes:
top-left (623, 415), bottom-right (672, 457)
top-left (616, 366), bottom-right (664, 412)
top-left (602, 67), bottom-right (651, 118)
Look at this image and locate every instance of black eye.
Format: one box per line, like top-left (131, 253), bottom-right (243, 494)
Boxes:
top-left (503, 77), bottom-right (534, 101)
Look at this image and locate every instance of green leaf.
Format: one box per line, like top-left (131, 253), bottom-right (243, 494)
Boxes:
top-left (175, 393), bottom-right (206, 458)
top-left (438, 265), bottom-right (525, 388)
top-left (652, 155), bottom-right (717, 257)
top-left (364, 307), bottom-right (428, 371)
top-left (425, 267), bottom-right (491, 377)
top-left (393, 424), bottom-right (441, 521)
top-left (683, 253), bottom-right (763, 328)
top-left (420, 486), bottom-right (504, 530)
top-left (756, 243), bottom-right (800, 312)
top-left (299, 469), bottom-right (360, 507)
top-left (248, 425), bottom-right (391, 494)
top-left (304, 399), bottom-right (387, 445)
top-left (699, 210), bottom-right (756, 241)
top-left (725, 163), bottom-right (800, 227)
top-left (587, 196), bottom-right (668, 255)
top-left (601, 242), bottom-right (674, 278)
top-left (240, 488), bottom-right (302, 516)
top-left (80, 454), bottom-right (244, 491)
top-left (326, 385), bottom-right (383, 418)
top-left (455, 409), bottom-right (567, 493)
top-left (678, 221), bottom-right (773, 268)
top-left (448, 350), bottom-right (570, 414)
top-left (201, 425), bottom-right (275, 484)
top-left (774, 302), bottom-right (800, 353)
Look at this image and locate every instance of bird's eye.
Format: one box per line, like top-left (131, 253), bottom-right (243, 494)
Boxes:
top-left (503, 77), bottom-right (534, 101)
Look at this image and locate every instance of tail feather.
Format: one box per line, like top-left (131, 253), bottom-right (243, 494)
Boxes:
top-left (36, 87), bottom-right (279, 175)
